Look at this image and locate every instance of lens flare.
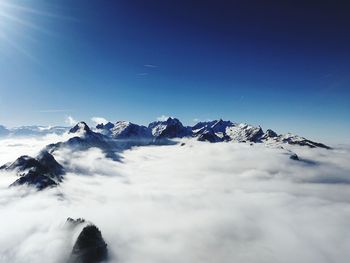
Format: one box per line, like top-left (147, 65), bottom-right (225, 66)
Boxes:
top-left (0, 0), bottom-right (70, 60)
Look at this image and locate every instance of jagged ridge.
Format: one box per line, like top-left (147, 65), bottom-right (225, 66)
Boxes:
top-left (94, 118), bottom-right (330, 149)
top-left (1, 150), bottom-right (65, 190)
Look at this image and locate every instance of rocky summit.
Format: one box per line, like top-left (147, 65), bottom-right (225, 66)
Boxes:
top-left (67, 218), bottom-right (108, 263)
top-left (1, 150), bottom-right (64, 190)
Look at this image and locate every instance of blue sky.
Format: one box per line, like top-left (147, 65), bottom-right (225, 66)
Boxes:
top-left (0, 0), bottom-right (349, 143)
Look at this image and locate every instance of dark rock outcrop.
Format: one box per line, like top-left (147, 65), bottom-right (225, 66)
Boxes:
top-left (67, 217), bottom-right (86, 226)
top-left (2, 155), bottom-right (42, 173)
top-left (96, 122), bottom-right (114, 130)
top-left (1, 150), bottom-right (64, 190)
top-left (69, 122), bottom-right (92, 134)
top-left (289, 153), bottom-right (300, 161)
top-left (261, 129), bottom-right (278, 140)
top-left (67, 218), bottom-right (108, 263)
top-left (197, 129), bottom-right (223, 143)
top-left (246, 126), bottom-right (264, 142)
top-left (10, 170), bottom-right (58, 190)
top-left (36, 150), bottom-right (65, 176)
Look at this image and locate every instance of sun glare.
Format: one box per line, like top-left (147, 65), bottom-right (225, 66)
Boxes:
top-left (0, 0), bottom-right (66, 60)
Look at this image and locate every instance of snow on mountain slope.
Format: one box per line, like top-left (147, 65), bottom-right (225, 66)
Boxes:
top-left (69, 121), bottom-right (93, 136)
top-left (92, 118), bottom-right (330, 149)
top-left (47, 122), bottom-right (121, 160)
top-left (265, 133), bottom-right (331, 149)
top-left (0, 150), bottom-right (65, 190)
top-left (148, 117), bottom-right (191, 139)
top-left (1, 116), bottom-right (330, 149)
top-left (225, 123), bottom-right (264, 142)
top-left (96, 121), bottom-right (152, 139)
top-left (192, 119), bottom-right (235, 134)
top-left (197, 129), bottom-right (224, 143)
top-left (191, 120), bottom-right (330, 149)
top-left (260, 129), bottom-right (278, 140)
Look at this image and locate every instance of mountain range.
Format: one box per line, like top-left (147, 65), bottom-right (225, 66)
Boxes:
top-left (0, 125), bottom-right (67, 136)
top-left (0, 118), bottom-right (330, 149)
top-left (94, 117), bottom-right (330, 149)
top-left (0, 117), bottom-right (330, 190)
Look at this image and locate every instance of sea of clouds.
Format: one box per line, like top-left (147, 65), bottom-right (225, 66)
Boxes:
top-left (0, 135), bottom-right (350, 263)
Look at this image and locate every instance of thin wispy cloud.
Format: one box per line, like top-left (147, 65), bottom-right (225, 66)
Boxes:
top-left (64, 115), bottom-right (77, 126)
top-left (37, 109), bottom-right (72, 113)
top-left (91, 117), bottom-right (108, 125)
top-left (136, 72), bottom-right (148, 76)
top-left (0, 34), bottom-right (39, 63)
top-left (0, 1), bottom-right (76, 21)
top-left (144, 64), bottom-right (158, 68)
top-left (157, 115), bottom-right (170, 121)
top-left (0, 0), bottom-right (76, 65)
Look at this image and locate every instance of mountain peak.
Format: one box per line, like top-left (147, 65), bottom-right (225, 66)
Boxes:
top-left (96, 122), bottom-right (114, 130)
top-left (69, 122), bottom-right (92, 134)
top-left (111, 121), bottom-right (151, 139)
top-left (165, 117), bottom-right (181, 125)
top-left (149, 117), bottom-right (189, 138)
top-left (192, 119), bottom-right (234, 134)
top-left (1, 150), bottom-right (65, 190)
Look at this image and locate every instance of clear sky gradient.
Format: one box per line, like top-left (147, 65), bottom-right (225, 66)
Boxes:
top-left (0, 0), bottom-right (349, 143)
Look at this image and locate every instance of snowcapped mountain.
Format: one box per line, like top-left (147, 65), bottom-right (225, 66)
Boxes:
top-left (192, 119), bottom-right (234, 134)
top-left (225, 123), bottom-right (264, 142)
top-left (266, 133), bottom-right (331, 149)
top-left (69, 121), bottom-right (92, 135)
top-left (47, 122), bottom-right (120, 160)
top-left (148, 117), bottom-right (192, 139)
top-left (192, 120), bottom-right (329, 149)
top-left (0, 118), bottom-right (330, 149)
top-left (96, 121), bottom-right (152, 139)
top-left (260, 129), bottom-right (278, 140)
top-left (0, 150), bottom-right (64, 190)
top-left (92, 117), bottom-right (330, 149)
top-left (96, 118), bottom-right (188, 140)
top-left (197, 129), bottom-right (224, 143)
top-left (198, 121), bottom-right (331, 149)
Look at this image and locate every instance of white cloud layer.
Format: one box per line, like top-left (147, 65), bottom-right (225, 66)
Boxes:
top-left (0, 137), bottom-right (350, 263)
top-left (156, 115), bottom-right (170, 121)
top-left (65, 115), bottom-right (77, 126)
top-left (91, 117), bottom-right (108, 125)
